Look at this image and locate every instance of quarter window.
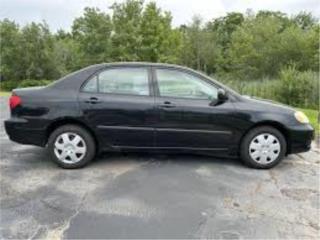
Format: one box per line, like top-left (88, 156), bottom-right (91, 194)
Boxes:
top-left (98, 68), bottom-right (149, 96)
top-left (82, 76), bottom-right (98, 92)
top-left (156, 69), bottom-right (218, 100)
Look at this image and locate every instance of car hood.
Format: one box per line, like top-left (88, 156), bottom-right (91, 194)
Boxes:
top-left (241, 95), bottom-right (296, 113)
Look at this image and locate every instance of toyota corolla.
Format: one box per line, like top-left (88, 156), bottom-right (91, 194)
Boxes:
top-left (4, 63), bottom-right (314, 169)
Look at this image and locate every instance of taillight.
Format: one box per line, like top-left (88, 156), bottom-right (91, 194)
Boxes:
top-left (9, 94), bottom-right (21, 109)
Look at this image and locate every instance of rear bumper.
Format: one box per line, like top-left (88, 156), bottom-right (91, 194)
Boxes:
top-left (4, 118), bottom-right (47, 147)
top-left (287, 124), bottom-right (314, 154)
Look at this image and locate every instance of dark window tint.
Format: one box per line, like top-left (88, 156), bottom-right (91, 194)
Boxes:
top-left (98, 68), bottom-right (149, 96)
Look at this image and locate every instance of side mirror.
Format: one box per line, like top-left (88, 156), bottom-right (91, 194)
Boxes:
top-left (217, 88), bottom-right (228, 101)
top-left (210, 88), bottom-right (228, 106)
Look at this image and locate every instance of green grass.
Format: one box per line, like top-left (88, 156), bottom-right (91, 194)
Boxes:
top-left (298, 108), bottom-right (319, 134)
top-left (0, 91), bottom-right (11, 96)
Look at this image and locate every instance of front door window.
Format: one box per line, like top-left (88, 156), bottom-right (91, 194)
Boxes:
top-left (156, 69), bottom-right (218, 100)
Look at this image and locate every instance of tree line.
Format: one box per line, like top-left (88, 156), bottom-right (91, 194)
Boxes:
top-left (0, 0), bottom-right (319, 108)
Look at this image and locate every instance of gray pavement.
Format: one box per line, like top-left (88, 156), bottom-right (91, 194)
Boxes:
top-left (0, 96), bottom-right (319, 239)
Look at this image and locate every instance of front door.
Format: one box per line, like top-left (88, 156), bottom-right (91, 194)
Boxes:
top-left (79, 66), bottom-right (156, 149)
top-left (153, 67), bottom-right (235, 151)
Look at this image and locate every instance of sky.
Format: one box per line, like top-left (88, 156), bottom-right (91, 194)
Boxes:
top-left (0, 0), bottom-right (319, 32)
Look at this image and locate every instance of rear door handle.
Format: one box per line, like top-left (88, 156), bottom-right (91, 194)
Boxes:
top-left (85, 97), bottom-right (101, 104)
top-left (159, 101), bottom-right (176, 108)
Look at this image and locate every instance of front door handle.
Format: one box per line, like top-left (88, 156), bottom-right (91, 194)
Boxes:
top-left (159, 101), bottom-right (176, 108)
top-left (85, 97), bottom-right (101, 104)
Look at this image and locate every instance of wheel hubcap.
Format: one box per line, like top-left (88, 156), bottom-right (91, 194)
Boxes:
top-left (54, 132), bottom-right (87, 164)
top-left (249, 133), bottom-right (281, 165)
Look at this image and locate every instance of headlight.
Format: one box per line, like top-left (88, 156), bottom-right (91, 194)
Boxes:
top-left (294, 111), bottom-right (309, 124)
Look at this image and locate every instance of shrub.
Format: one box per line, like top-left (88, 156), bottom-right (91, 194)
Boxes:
top-left (0, 80), bottom-right (19, 91)
top-left (0, 79), bottom-right (54, 91)
top-left (219, 77), bottom-right (282, 101)
top-left (218, 68), bottom-right (319, 110)
top-left (277, 66), bottom-right (318, 109)
top-left (18, 79), bottom-right (53, 88)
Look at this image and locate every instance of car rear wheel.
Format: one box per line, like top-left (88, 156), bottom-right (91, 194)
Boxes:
top-left (48, 124), bottom-right (96, 169)
top-left (240, 126), bottom-right (287, 169)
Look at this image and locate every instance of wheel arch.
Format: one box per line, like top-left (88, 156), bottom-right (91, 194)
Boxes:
top-left (45, 118), bottom-right (99, 151)
top-left (240, 121), bottom-right (291, 155)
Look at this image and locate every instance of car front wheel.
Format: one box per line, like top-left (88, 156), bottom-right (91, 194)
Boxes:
top-left (240, 126), bottom-right (287, 169)
top-left (48, 124), bottom-right (96, 169)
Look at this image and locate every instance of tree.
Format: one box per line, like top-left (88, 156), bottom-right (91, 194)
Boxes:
top-left (52, 36), bottom-right (78, 75)
top-left (180, 16), bottom-right (220, 74)
top-left (0, 5), bottom-right (319, 100)
top-left (139, 2), bottom-right (181, 63)
top-left (20, 22), bottom-right (59, 80)
top-left (205, 12), bottom-right (244, 73)
top-left (226, 12), bottom-right (319, 79)
top-left (0, 19), bottom-right (23, 81)
top-left (72, 7), bottom-right (112, 68)
top-left (293, 12), bottom-right (317, 30)
top-left (111, 0), bottom-right (144, 61)
top-left (207, 12), bottom-right (244, 49)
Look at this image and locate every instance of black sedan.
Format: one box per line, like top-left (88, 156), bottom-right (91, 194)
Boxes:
top-left (5, 62), bottom-right (314, 169)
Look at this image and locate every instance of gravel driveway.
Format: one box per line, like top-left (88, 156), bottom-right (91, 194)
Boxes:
top-left (0, 96), bottom-right (319, 239)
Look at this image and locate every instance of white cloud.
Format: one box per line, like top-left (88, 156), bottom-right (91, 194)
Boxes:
top-left (0, 0), bottom-right (319, 32)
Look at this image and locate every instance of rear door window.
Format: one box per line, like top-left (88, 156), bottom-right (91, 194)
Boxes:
top-left (98, 68), bottom-right (149, 96)
top-left (82, 68), bottom-right (150, 96)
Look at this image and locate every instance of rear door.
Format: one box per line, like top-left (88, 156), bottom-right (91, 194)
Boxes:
top-left (79, 66), bottom-right (156, 149)
top-left (153, 67), bottom-right (235, 151)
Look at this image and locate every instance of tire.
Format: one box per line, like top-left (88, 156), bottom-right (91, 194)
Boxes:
top-left (240, 126), bottom-right (287, 169)
top-left (48, 124), bottom-right (96, 169)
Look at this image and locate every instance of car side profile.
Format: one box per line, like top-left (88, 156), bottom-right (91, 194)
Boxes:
top-left (5, 62), bottom-right (314, 169)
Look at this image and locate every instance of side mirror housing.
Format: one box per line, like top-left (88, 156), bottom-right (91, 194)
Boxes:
top-left (217, 88), bottom-right (228, 101)
top-left (210, 88), bottom-right (228, 106)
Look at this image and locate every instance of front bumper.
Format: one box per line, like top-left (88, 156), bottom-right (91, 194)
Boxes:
top-left (4, 118), bottom-right (47, 147)
top-left (287, 124), bottom-right (314, 154)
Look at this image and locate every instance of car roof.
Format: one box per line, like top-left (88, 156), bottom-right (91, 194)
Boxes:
top-left (50, 62), bottom-right (241, 98)
top-left (50, 62), bottom-right (203, 90)
top-left (49, 62), bottom-right (176, 90)
top-left (86, 62), bottom-right (193, 70)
